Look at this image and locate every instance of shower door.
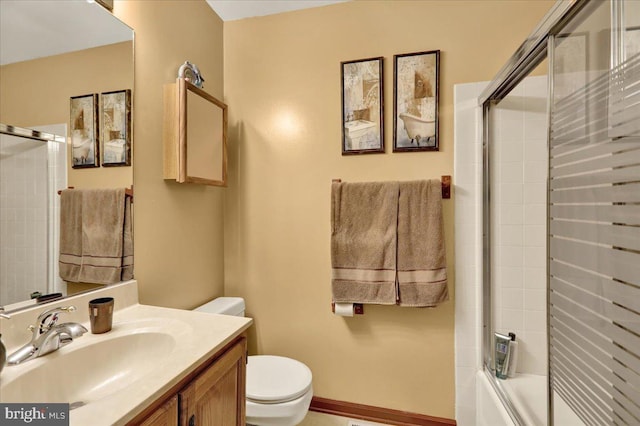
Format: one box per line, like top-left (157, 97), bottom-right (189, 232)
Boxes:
top-left (548, 0), bottom-right (640, 424)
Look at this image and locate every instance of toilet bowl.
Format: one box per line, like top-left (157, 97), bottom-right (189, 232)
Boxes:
top-left (194, 298), bottom-right (313, 426)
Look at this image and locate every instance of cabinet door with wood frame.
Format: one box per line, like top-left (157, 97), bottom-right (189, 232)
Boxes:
top-left (138, 396), bottom-right (178, 426)
top-left (179, 339), bottom-right (247, 426)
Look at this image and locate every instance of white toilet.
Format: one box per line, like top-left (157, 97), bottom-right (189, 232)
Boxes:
top-left (194, 297), bottom-right (313, 426)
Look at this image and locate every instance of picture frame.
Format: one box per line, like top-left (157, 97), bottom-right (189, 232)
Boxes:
top-left (340, 57), bottom-right (384, 155)
top-left (101, 89), bottom-right (132, 167)
top-left (70, 93), bottom-right (99, 168)
top-left (393, 50), bottom-right (440, 152)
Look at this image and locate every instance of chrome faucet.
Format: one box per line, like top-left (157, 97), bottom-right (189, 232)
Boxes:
top-left (7, 306), bottom-right (88, 365)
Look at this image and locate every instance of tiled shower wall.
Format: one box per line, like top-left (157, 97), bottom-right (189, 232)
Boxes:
top-left (0, 125), bottom-right (66, 306)
top-left (454, 75), bottom-right (548, 425)
top-left (490, 76), bottom-right (548, 376)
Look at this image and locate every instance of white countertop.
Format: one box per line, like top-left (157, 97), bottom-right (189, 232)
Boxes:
top-left (0, 281), bottom-right (253, 425)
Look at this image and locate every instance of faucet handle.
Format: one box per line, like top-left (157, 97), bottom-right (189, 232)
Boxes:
top-left (35, 306), bottom-right (77, 336)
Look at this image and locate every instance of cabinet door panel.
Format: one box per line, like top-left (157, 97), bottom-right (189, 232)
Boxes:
top-left (139, 395), bottom-right (178, 426)
top-left (180, 339), bottom-right (246, 426)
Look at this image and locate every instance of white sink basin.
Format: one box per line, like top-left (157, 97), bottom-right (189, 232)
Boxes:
top-left (0, 291), bottom-right (252, 425)
top-left (1, 318), bottom-right (179, 407)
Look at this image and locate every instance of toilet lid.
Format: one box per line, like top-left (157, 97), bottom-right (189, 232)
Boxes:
top-left (246, 355), bottom-right (312, 403)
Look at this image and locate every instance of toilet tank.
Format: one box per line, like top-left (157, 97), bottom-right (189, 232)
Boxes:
top-left (194, 297), bottom-right (245, 317)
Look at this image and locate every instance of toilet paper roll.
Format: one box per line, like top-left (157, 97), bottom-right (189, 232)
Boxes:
top-left (334, 302), bottom-right (354, 317)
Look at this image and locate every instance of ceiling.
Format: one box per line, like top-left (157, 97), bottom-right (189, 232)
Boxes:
top-left (0, 0), bottom-right (132, 66)
top-left (205, 0), bottom-right (348, 21)
top-left (0, 1), bottom-right (345, 65)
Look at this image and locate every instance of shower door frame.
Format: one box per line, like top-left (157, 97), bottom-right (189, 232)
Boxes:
top-left (478, 0), bottom-right (589, 424)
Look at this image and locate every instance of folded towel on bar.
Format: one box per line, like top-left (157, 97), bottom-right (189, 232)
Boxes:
top-left (397, 180), bottom-right (448, 307)
top-left (59, 188), bottom-right (133, 284)
top-left (331, 181), bottom-right (399, 304)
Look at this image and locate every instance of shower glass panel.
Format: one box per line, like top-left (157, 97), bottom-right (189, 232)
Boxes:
top-left (486, 69), bottom-right (549, 425)
top-left (549, 0), bottom-right (640, 424)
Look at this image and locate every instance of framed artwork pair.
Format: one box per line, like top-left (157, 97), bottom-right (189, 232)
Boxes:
top-left (70, 89), bottom-right (131, 168)
top-left (340, 50), bottom-right (440, 155)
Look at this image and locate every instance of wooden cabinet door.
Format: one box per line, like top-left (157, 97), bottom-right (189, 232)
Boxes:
top-left (179, 339), bottom-right (246, 426)
top-left (139, 395), bottom-right (178, 426)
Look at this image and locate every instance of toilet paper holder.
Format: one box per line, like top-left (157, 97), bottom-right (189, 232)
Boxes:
top-left (331, 302), bottom-right (364, 315)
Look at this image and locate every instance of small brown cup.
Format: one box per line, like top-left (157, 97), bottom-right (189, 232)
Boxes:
top-left (89, 297), bottom-right (114, 334)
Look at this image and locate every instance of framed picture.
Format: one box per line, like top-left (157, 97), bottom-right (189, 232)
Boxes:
top-left (393, 50), bottom-right (440, 152)
top-left (101, 89), bottom-right (132, 166)
top-left (340, 57), bottom-right (384, 155)
top-left (70, 93), bottom-right (99, 168)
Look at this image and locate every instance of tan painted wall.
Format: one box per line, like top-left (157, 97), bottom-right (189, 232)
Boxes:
top-left (0, 41), bottom-right (133, 189)
top-left (223, 0), bottom-right (553, 418)
top-left (112, 0), bottom-right (226, 307)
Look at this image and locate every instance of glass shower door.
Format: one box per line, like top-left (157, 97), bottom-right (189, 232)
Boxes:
top-left (548, 0), bottom-right (640, 424)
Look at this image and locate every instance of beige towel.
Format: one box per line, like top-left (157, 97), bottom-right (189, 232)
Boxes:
top-left (331, 181), bottom-right (399, 304)
top-left (59, 189), bottom-right (133, 284)
top-left (397, 180), bottom-right (448, 307)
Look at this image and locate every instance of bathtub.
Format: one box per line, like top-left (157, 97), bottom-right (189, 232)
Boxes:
top-left (476, 370), bottom-right (585, 426)
top-left (398, 112), bottom-right (435, 144)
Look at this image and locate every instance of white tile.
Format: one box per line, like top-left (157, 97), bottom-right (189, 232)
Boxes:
top-left (456, 309), bottom-right (478, 349)
top-left (525, 310), bottom-right (547, 332)
top-left (499, 140), bottom-right (524, 162)
top-left (524, 246), bottom-right (545, 268)
top-left (456, 345), bottom-right (478, 368)
top-left (498, 225), bottom-right (523, 246)
top-left (519, 331), bottom-right (548, 375)
top-left (456, 403), bottom-right (477, 426)
top-left (499, 204), bottom-right (524, 225)
top-left (524, 183), bottom-right (546, 205)
top-left (499, 184), bottom-right (524, 204)
top-left (502, 288), bottom-right (524, 309)
top-left (524, 225), bottom-right (546, 247)
top-left (524, 267), bottom-right (546, 289)
top-left (499, 267), bottom-right (524, 288)
top-left (525, 289), bottom-right (546, 311)
top-left (499, 162), bottom-right (523, 184)
top-left (524, 161), bottom-right (547, 183)
top-left (524, 117), bottom-right (548, 141)
top-left (502, 309), bottom-right (524, 331)
top-left (524, 204), bottom-right (546, 225)
top-left (524, 140), bottom-right (548, 162)
top-left (499, 246), bottom-right (523, 267)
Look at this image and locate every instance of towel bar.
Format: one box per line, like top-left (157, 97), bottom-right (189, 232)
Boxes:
top-left (57, 186), bottom-right (134, 202)
top-left (332, 176), bottom-right (451, 199)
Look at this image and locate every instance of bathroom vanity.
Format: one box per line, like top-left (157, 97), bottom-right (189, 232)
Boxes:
top-left (135, 335), bottom-right (246, 425)
top-left (0, 281), bottom-right (252, 426)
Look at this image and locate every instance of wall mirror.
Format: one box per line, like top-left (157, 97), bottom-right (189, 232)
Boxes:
top-left (164, 78), bottom-right (228, 187)
top-left (0, 1), bottom-right (134, 313)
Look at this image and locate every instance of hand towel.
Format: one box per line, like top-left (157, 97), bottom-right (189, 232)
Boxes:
top-left (59, 188), bottom-right (132, 284)
top-left (397, 180), bottom-right (448, 307)
top-left (331, 181), bottom-right (399, 304)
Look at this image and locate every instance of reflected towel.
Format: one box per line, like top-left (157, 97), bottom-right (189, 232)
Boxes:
top-left (59, 189), bottom-right (133, 284)
top-left (331, 181), bottom-right (398, 304)
top-left (397, 180), bottom-right (448, 307)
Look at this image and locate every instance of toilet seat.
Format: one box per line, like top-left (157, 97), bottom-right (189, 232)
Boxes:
top-left (246, 356), bottom-right (312, 404)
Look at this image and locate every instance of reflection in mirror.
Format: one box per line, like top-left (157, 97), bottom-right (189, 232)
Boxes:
top-left (0, 1), bottom-right (134, 312)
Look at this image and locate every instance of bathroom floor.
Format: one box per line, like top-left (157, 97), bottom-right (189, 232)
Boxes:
top-left (299, 412), bottom-right (391, 426)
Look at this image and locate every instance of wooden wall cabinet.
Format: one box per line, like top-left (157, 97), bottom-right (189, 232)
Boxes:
top-left (163, 78), bottom-right (228, 187)
top-left (133, 337), bottom-right (246, 426)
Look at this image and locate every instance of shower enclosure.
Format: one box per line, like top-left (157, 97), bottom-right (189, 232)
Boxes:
top-left (0, 124), bottom-right (67, 308)
top-left (454, 0), bottom-right (640, 424)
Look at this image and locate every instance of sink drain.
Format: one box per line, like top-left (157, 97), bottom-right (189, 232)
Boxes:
top-left (69, 401), bottom-right (86, 410)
